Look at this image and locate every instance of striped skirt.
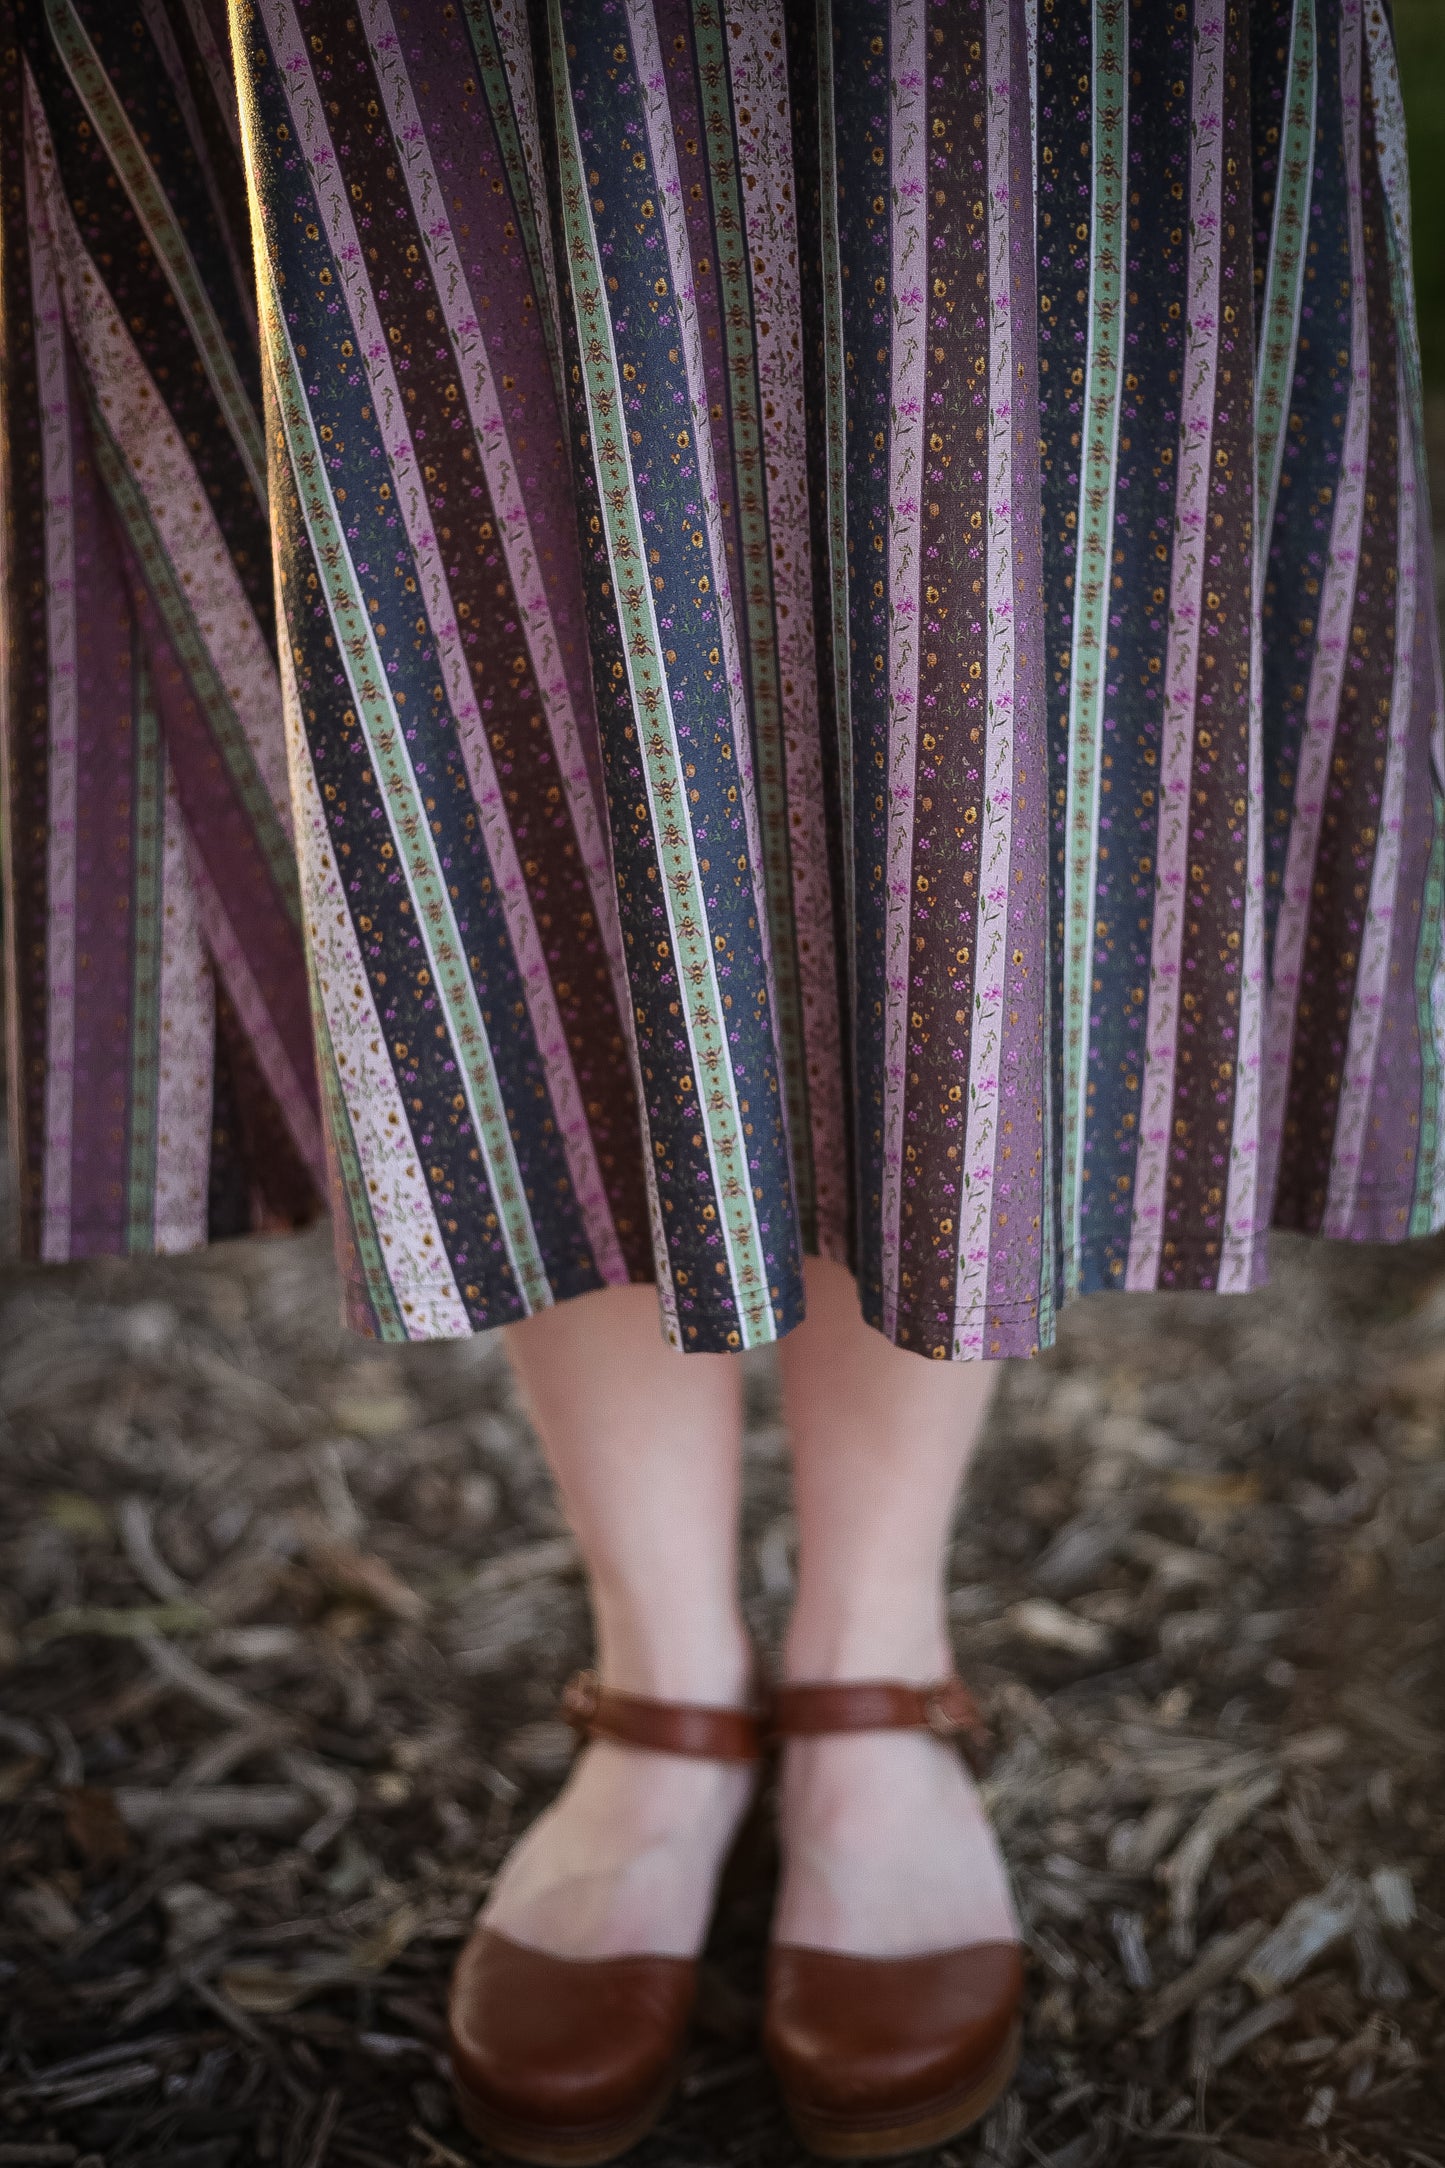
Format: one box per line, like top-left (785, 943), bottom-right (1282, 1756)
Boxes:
top-left (2, 0), bottom-right (1440, 1359)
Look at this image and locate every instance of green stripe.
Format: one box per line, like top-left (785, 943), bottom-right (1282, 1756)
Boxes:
top-left (460, 0), bottom-right (569, 423)
top-left (46, 0), bottom-right (266, 503)
top-left (1411, 806), bottom-right (1445, 1234)
top-left (259, 292), bottom-right (553, 1316)
top-left (1060, 0), bottom-right (1127, 1295)
top-left (815, 0), bottom-right (856, 1020)
top-left (1255, 0), bottom-right (1316, 562)
top-left (125, 658), bottom-right (165, 1253)
top-left (87, 409), bottom-right (301, 928)
top-left (689, 0), bottom-right (814, 1243)
top-left (549, 0), bottom-right (777, 1348)
top-left (304, 947), bottom-right (409, 1337)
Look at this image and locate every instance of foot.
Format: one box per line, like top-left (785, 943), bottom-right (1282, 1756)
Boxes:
top-left (772, 1724), bottom-right (1020, 1957)
top-left (481, 1734), bottom-right (756, 1961)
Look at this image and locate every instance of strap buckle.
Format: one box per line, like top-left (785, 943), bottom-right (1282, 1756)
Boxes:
top-left (560, 1668), bottom-right (600, 1732)
top-left (922, 1681), bottom-right (967, 1739)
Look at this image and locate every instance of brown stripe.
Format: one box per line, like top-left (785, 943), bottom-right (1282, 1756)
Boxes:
top-left (894, 7), bottom-right (989, 1356)
top-left (1274, 69), bottom-right (1400, 1232)
top-left (1157, 10), bottom-right (1254, 1292)
top-left (0, 32), bottom-right (53, 1255)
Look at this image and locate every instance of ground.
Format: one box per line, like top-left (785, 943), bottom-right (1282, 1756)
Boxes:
top-left (2, 1204), bottom-right (1445, 2168)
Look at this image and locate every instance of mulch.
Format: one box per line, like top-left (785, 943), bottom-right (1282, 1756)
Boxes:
top-left (1, 1209), bottom-right (1443, 2168)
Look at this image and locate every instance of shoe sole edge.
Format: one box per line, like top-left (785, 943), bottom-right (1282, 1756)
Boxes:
top-left (450, 2064), bottom-right (679, 2168)
top-left (778, 2016), bottom-right (1022, 2162)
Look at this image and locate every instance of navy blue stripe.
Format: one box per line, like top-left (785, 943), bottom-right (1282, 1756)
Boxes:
top-left (832, 0), bottom-right (892, 1324)
top-left (1074, 3), bottom-right (1193, 1291)
top-left (1260, 0), bottom-right (1353, 964)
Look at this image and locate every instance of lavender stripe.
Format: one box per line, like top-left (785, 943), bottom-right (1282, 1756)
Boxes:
top-left (956, 0), bottom-right (1020, 1354)
top-left (1327, 381), bottom-right (1417, 1230)
top-left (984, 0), bottom-right (1049, 1342)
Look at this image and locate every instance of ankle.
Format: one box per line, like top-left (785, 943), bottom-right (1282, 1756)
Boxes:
top-left (782, 1609), bottom-right (951, 1687)
top-left (591, 1600), bottom-right (756, 1705)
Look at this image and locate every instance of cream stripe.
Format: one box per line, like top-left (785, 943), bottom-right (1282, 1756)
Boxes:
top-left (954, 0), bottom-right (1021, 1356)
top-left (267, 4), bottom-right (626, 1287)
top-left (1323, 368), bottom-right (1417, 1233)
top-left (24, 78), bottom-right (80, 1265)
top-left (1126, 7), bottom-right (1225, 1290)
top-left (153, 759), bottom-right (214, 1253)
top-left (1258, 0), bottom-right (1370, 1218)
top-left (880, 0), bottom-right (928, 1338)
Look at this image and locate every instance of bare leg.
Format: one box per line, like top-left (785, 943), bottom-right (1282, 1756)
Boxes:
top-left (482, 1283), bottom-right (755, 1959)
top-left (774, 1255), bottom-right (1019, 1953)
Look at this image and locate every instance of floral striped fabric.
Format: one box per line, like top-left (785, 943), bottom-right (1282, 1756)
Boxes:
top-left (1, 0), bottom-right (323, 1256)
top-left (2, 0), bottom-right (1440, 1359)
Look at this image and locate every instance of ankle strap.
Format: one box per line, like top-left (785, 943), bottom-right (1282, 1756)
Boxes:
top-left (768, 1675), bottom-right (991, 1763)
top-left (560, 1669), bottom-right (764, 1762)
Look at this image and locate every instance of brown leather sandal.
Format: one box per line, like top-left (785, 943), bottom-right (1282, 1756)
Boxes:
top-left (446, 1668), bottom-right (765, 2167)
top-left (763, 1675), bottom-right (1023, 2161)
